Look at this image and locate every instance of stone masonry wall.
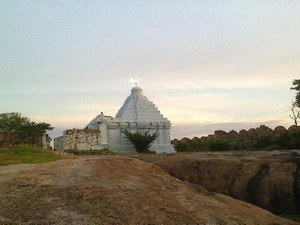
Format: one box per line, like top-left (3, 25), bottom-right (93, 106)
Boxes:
top-left (0, 130), bottom-right (51, 149)
top-left (54, 129), bottom-right (101, 151)
top-left (173, 125), bottom-right (300, 151)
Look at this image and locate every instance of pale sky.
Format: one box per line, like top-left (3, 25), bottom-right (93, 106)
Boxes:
top-left (1, 1), bottom-right (300, 140)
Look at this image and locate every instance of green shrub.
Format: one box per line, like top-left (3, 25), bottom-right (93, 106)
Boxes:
top-left (190, 141), bottom-right (205, 151)
top-left (122, 129), bottom-right (158, 153)
top-left (279, 214), bottom-right (300, 223)
top-left (255, 136), bottom-right (273, 149)
top-left (208, 141), bottom-right (230, 151)
top-left (262, 145), bottom-right (283, 151)
top-left (289, 131), bottom-right (300, 149)
top-left (275, 133), bottom-right (290, 149)
top-left (175, 142), bottom-right (188, 152)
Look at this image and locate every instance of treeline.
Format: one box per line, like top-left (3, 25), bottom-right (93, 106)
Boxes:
top-left (0, 112), bottom-right (53, 135)
top-left (172, 125), bottom-right (300, 152)
top-left (0, 112), bottom-right (53, 149)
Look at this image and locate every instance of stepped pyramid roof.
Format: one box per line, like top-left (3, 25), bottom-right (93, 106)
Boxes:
top-left (86, 86), bottom-right (170, 129)
top-left (116, 86), bottom-right (169, 122)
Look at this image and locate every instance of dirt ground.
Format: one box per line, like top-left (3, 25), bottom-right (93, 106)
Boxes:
top-left (0, 155), bottom-right (298, 225)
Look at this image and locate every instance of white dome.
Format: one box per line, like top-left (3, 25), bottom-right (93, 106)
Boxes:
top-left (131, 86), bottom-right (143, 94)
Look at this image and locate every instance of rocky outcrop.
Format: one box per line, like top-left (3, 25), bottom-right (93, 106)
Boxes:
top-left (0, 156), bottom-right (297, 225)
top-left (139, 151), bottom-right (300, 214)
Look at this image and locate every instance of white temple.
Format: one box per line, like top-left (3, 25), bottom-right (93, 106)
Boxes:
top-left (54, 86), bottom-right (175, 153)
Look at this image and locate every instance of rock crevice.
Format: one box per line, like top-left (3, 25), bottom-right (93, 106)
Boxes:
top-left (139, 151), bottom-right (300, 214)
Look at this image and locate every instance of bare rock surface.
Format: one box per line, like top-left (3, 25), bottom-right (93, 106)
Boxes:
top-left (137, 151), bottom-right (300, 214)
top-left (0, 155), bottom-right (298, 225)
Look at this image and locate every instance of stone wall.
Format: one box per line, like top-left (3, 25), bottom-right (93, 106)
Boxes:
top-left (173, 125), bottom-right (300, 151)
top-left (54, 129), bottom-right (101, 151)
top-left (0, 130), bottom-right (51, 149)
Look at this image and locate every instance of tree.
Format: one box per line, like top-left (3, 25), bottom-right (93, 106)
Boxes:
top-left (207, 140), bottom-right (230, 151)
top-left (0, 112), bottom-right (53, 134)
top-left (289, 106), bottom-right (300, 126)
top-left (122, 129), bottom-right (158, 153)
top-left (175, 142), bottom-right (188, 152)
top-left (0, 112), bottom-right (30, 131)
top-left (290, 79), bottom-right (300, 107)
top-left (290, 79), bottom-right (300, 125)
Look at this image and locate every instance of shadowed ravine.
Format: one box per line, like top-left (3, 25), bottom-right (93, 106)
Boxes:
top-left (138, 151), bottom-right (300, 215)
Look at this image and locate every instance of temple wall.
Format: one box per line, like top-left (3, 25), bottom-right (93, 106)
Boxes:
top-left (105, 121), bottom-right (174, 153)
top-left (54, 123), bottom-right (174, 153)
top-left (54, 118), bottom-right (174, 153)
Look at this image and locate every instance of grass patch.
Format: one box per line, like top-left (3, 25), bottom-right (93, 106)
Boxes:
top-left (0, 145), bottom-right (65, 166)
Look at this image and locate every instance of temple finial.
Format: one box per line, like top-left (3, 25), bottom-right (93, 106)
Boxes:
top-left (132, 76), bottom-right (138, 87)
